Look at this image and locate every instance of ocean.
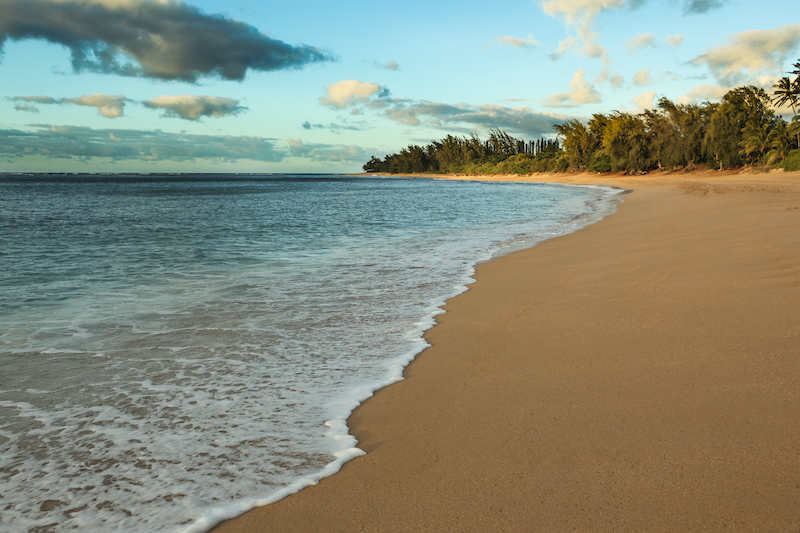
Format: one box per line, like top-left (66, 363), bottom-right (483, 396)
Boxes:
top-left (0, 174), bottom-right (622, 532)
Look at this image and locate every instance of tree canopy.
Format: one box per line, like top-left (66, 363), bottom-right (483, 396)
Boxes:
top-left (364, 63), bottom-right (800, 175)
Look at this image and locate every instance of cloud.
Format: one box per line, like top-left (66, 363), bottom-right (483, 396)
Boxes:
top-left (301, 121), bottom-right (363, 133)
top-left (632, 90), bottom-right (657, 110)
top-left (0, 0), bottom-right (332, 82)
top-left (625, 33), bottom-right (657, 54)
top-left (9, 93), bottom-right (127, 117)
top-left (676, 84), bottom-right (730, 105)
top-left (543, 69), bottom-right (602, 107)
top-left (540, 0), bottom-right (625, 61)
top-left (320, 80), bottom-right (388, 109)
top-left (494, 35), bottom-right (541, 50)
top-left (318, 83), bottom-right (567, 136)
top-left (287, 138), bottom-right (369, 162)
top-left (690, 25), bottom-right (800, 85)
top-left (0, 124), bottom-right (284, 163)
top-left (62, 93), bottom-right (127, 117)
top-left (594, 68), bottom-right (624, 87)
top-left (143, 95), bottom-right (245, 120)
top-left (666, 34), bottom-right (685, 47)
top-left (540, 0), bottom-right (725, 61)
top-left (10, 95), bottom-right (60, 104)
top-left (633, 68), bottom-right (653, 86)
top-left (684, 0), bottom-right (723, 14)
top-left (373, 60), bottom-right (400, 70)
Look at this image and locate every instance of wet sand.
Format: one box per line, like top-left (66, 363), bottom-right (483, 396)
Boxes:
top-left (212, 170), bottom-right (800, 532)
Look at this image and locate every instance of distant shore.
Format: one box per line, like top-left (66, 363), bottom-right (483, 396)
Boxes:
top-left (213, 169), bottom-right (800, 532)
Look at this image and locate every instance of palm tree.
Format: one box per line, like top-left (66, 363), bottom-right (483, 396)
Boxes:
top-left (765, 120), bottom-right (794, 164)
top-left (773, 76), bottom-right (799, 114)
top-left (739, 121), bottom-right (772, 165)
top-left (772, 61), bottom-right (800, 148)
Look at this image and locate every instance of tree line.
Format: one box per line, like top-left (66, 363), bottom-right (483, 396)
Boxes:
top-left (364, 61), bottom-right (800, 175)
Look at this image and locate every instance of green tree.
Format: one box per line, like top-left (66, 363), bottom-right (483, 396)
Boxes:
top-left (765, 119), bottom-right (796, 164)
top-left (705, 86), bottom-right (774, 169)
top-left (739, 121), bottom-right (772, 164)
top-left (772, 60), bottom-right (800, 148)
top-left (602, 112), bottom-right (650, 172)
top-left (553, 119), bottom-right (598, 169)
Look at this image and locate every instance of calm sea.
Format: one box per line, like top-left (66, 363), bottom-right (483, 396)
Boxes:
top-left (0, 174), bottom-right (621, 532)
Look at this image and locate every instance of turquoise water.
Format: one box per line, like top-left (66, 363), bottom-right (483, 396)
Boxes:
top-left (0, 174), bottom-right (618, 532)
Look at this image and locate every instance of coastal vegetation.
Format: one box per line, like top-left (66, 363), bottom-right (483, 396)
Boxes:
top-left (364, 62), bottom-right (800, 175)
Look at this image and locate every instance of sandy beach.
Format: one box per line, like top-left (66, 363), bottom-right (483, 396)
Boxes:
top-left (212, 170), bottom-right (800, 532)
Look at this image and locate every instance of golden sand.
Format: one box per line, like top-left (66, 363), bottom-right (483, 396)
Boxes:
top-left (213, 170), bottom-right (800, 532)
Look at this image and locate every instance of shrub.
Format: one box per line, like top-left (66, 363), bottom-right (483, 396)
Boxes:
top-left (587, 153), bottom-right (612, 173)
top-left (777, 149), bottom-right (800, 171)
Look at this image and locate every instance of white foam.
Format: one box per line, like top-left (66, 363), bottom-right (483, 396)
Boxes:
top-left (0, 179), bottom-right (624, 533)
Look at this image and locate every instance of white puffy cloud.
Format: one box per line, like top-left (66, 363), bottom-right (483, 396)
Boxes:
top-left (691, 24), bottom-right (800, 85)
top-left (143, 95), bottom-right (245, 120)
top-left (540, 0), bottom-right (625, 61)
top-left (594, 68), bottom-right (624, 88)
top-left (666, 34), bottom-right (685, 47)
top-left (540, 0), bottom-right (625, 27)
top-left (62, 93), bottom-right (127, 117)
top-left (494, 35), bottom-right (541, 50)
top-left (320, 80), bottom-right (388, 109)
top-left (633, 68), bottom-right (653, 86)
top-left (676, 84), bottom-right (730, 105)
top-left (543, 69), bottom-right (602, 107)
top-left (625, 33), bottom-right (657, 54)
top-left (632, 90), bottom-right (657, 110)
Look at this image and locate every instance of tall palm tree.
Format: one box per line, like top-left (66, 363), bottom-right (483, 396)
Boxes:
top-left (772, 61), bottom-right (800, 148)
top-left (765, 120), bottom-right (794, 164)
top-left (772, 76), bottom-right (799, 115)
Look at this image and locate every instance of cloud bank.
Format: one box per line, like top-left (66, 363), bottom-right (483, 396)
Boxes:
top-left (690, 24), bottom-right (800, 85)
top-left (0, 0), bottom-right (332, 81)
top-left (317, 80), bottom-right (566, 136)
top-left (143, 95), bottom-right (246, 120)
top-left (0, 125), bottom-right (283, 162)
top-left (287, 138), bottom-right (369, 162)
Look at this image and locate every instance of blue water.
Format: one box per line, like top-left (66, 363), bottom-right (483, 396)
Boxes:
top-left (0, 174), bottom-right (619, 532)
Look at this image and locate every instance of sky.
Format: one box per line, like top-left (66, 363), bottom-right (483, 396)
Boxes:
top-left (1, 0), bottom-right (799, 173)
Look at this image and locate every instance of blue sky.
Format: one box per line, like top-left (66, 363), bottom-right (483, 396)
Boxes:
top-left (1, 0), bottom-right (799, 173)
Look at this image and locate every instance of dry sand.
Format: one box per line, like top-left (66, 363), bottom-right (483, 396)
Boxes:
top-left (213, 170), bottom-right (800, 532)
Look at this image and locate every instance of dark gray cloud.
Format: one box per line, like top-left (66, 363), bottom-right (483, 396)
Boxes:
top-left (143, 95), bottom-right (246, 120)
top-left (301, 121), bottom-right (363, 133)
top-left (683, 0), bottom-right (723, 13)
top-left (0, 125), bottom-right (284, 162)
top-left (10, 95), bottom-right (60, 104)
top-left (0, 0), bottom-right (333, 81)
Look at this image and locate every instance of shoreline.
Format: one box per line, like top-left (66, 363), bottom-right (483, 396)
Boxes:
top-left (212, 170), bottom-right (800, 532)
